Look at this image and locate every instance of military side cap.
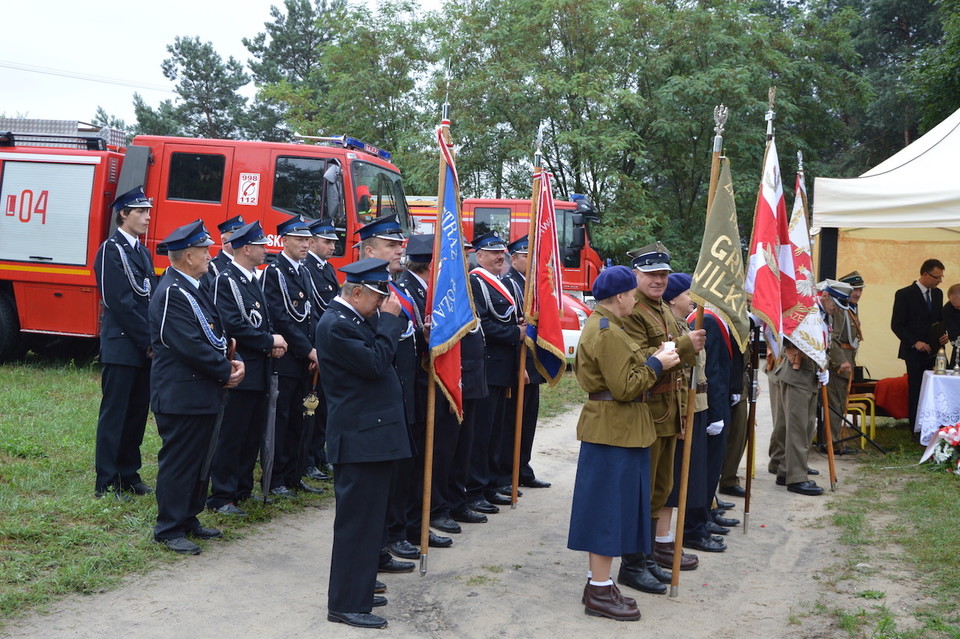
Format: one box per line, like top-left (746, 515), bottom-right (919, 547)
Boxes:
top-left (157, 220), bottom-right (214, 255)
top-left (277, 215), bottom-right (313, 237)
top-left (628, 241), bottom-right (672, 272)
top-left (112, 186), bottom-right (152, 212)
top-left (593, 265), bottom-right (637, 301)
top-left (339, 257), bottom-right (391, 295)
top-left (839, 270), bottom-right (865, 288)
top-left (406, 234), bottom-right (434, 262)
top-left (507, 235), bottom-right (529, 254)
top-left (229, 221), bottom-right (269, 248)
top-left (356, 214), bottom-right (405, 242)
top-left (472, 231), bottom-right (507, 251)
top-left (663, 272), bottom-right (692, 303)
top-left (309, 218), bottom-right (339, 240)
top-left (217, 215), bottom-right (245, 235)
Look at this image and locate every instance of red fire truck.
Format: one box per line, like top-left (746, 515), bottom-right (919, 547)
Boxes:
top-left (407, 196), bottom-right (603, 360)
top-left (0, 119), bottom-right (412, 360)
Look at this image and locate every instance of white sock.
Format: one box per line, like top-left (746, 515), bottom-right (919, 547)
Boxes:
top-left (586, 570), bottom-right (592, 579)
top-left (589, 579), bottom-right (613, 587)
top-left (655, 534), bottom-right (673, 543)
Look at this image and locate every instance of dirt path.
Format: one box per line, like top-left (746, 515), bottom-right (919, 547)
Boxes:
top-left (1, 386), bottom-right (888, 638)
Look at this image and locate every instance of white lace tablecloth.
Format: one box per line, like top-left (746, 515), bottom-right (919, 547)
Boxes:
top-left (916, 370), bottom-right (960, 445)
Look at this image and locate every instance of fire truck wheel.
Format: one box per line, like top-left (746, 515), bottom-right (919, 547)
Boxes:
top-left (0, 293), bottom-right (24, 363)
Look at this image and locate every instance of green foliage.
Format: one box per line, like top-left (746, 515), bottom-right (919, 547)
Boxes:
top-left (910, 0), bottom-right (960, 131)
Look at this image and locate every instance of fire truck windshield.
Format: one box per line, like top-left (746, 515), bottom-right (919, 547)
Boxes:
top-left (351, 161), bottom-right (410, 233)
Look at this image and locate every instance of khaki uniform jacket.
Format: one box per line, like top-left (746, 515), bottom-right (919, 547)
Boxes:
top-left (622, 293), bottom-right (697, 436)
top-left (773, 342), bottom-right (818, 391)
top-left (574, 305), bottom-right (660, 448)
top-left (828, 308), bottom-right (858, 380)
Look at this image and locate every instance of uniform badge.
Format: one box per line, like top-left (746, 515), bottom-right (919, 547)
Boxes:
top-left (255, 301), bottom-right (260, 308)
top-left (299, 291), bottom-right (304, 298)
top-left (293, 300), bottom-right (299, 307)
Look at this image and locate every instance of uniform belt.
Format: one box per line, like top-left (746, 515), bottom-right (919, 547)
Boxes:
top-left (649, 376), bottom-right (682, 395)
top-left (588, 390), bottom-right (649, 403)
top-left (839, 343), bottom-right (857, 350)
top-left (695, 381), bottom-right (709, 393)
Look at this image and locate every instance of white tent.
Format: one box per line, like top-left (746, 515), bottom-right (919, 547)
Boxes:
top-left (812, 107), bottom-right (960, 379)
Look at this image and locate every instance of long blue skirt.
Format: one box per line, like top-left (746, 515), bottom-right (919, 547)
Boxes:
top-left (567, 442), bottom-right (651, 557)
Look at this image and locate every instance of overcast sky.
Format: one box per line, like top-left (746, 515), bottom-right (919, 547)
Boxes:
top-left (2, 0), bottom-right (440, 127)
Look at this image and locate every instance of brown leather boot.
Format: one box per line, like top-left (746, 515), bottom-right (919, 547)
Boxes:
top-left (582, 580), bottom-right (636, 607)
top-left (652, 541), bottom-right (699, 571)
top-left (583, 583), bottom-right (641, 621)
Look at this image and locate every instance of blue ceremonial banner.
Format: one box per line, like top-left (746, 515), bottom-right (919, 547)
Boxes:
top-left (429, 122), bottom-right (477, 420)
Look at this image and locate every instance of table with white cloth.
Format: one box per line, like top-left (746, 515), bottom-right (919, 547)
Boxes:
top-left (915, 370), bottom-right (960, 445)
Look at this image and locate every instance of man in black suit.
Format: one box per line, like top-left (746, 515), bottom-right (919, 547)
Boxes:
top-left (316, 258), bottom-right (412, 630)
top-left (207, 221), bottom-right (287, 515)
top-left (302, 219), bottom-right (341, 482)
top-left (500, 235), bottom-right (551, 490)
top-left (262, 216), bottom-right (321, 497)
top-left (467, 231), bottom-right (526, 513)
top-left (92, 186), bottom-right (157, 500)
top-left (149, 221), bottom-right (244, 555)
top-left (891, 258), bottom-right (948, 433)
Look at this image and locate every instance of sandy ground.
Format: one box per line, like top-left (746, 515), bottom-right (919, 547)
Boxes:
top-left (0, 379), bottom-right (926, 638)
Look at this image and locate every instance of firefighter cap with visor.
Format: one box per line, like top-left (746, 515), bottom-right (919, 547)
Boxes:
top-left (112, 186), bottom-right (152, 212)
top-left (156, 220), bottom-right (214, 255)
top-left (339, 257), bottom-right (391, 296)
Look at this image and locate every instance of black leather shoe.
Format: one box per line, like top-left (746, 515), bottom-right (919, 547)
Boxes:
top-left (470, 499), bottom-right (500, 514)
top-left (186, 525), bottom-right (223, 540)
top-left (374, 580), bottom-right (387, 593)
top-left (430, 516), bottom-right (462, 534)
top-left (711, 535), bottom-right (725, 543)
top-left (305, 466), bottom-right (332, 481)
top-left (497, 485), bottom-right (523, 497)
top-left (718, 485), bottom-right (746, 498)
top-left (155, 536), bottom-right (201, 555)
top-left (211, 503), bottom-right (246, 516)
top-left (705, 521), bottom-right (729, 536)
top-left (519, 477), bottom-right (552, 488)
top-left (617, 554), bottom-right (666, 595)
top-left (806, 467), bottom-right (820, 476)
top-left (645, 558), bottom-right (672, 584)
top-left (372, 595), bottom-right (387, 607)
top-left (94, 486), bottom-right (131, 502)
top-left (327, 611), bottom-right (387, 629)
top-left (378, 558), bottom-right (415, 573)
top-left (683, 536), bottom-right (726, 552)
top-left (715, 497), bottom-right (735, 510)
top-left (787, 480), bottom-right (825, 496)
top-left (124, 481), bottom-right (154, 495)
top-left (296, 479), bottom-right (325, 494)
top-left (776, 475), bottom-right (786, 486)
top-left (270, 485), bottom-right (295, 498)
top-left (385, 539), bottom-right (419, 559)
top-left (451, 507), bottom-right (488, 523)
top-left (426, 531), bottom-right (452, 548)
top-left (713, 514), bottom-right (740, 527)
top-left (487, 492), bottom-right (513, 505)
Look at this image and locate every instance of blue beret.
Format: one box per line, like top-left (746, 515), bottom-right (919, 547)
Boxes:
top-left (112, 186), bottom-right (152, 212)
top-left (157, 220), bottom-right (214, 255)
top-left (229, 221), bottom-right (268, 248)
top-left (592, 265), bottom-right (637, 301)
top-left (663, 272), bottom-right (693, 302)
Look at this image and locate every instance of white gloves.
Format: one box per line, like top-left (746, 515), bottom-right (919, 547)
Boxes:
top-left (817, 370), bottom-right (830, 386)
top-left (706, 420), bottom-right (724, 436)
top-left (730, 394), bottom-right (741, 406)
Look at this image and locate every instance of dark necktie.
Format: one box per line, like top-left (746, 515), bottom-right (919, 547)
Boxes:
top-left (925, 289), bottom-right (932, 312)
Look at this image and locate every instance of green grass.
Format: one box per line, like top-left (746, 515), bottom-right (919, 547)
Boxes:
top-left (0, 354), bottom-right (329, 625)
top-left (826, 419), bottom-right (960, 637)
top-left (538, 370), bottom-right (584, 420)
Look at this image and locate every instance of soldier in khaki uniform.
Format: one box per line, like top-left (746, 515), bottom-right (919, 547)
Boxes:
top-left (616, 243), bottom-right (705, 596)
top-left (567, 265), bottom-right (680, 622)
top-left (824, 280), bottom-right (858, 448)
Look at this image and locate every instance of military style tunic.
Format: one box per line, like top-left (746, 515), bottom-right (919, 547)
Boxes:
top-left (827, 305), bottom-right (860, 440)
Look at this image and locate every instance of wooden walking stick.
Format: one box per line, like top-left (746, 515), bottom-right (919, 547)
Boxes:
top-left (821, 374), bottom-right (838, 490)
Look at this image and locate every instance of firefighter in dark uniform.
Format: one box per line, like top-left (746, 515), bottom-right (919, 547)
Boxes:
top-left (261, 216), bottom-right (321, 497)
top-left (316, 258), bottom-right (411, 630)
top-left (203, 215), bottom-right (244, 287)
top-left (617, 242), bottom-right (705, 595)
top-left (93, 186), bottom-right (157, 500)
top-left (467, 231), bottom-right (526, 512)
top-left (302, 218), bottom-right (341, 482)
top-left (500, 234), bottom-right (551, 490)
top-left (206, 221), bottom-right (288, 515)
top-left (149, 221), bottom-right (244, 555)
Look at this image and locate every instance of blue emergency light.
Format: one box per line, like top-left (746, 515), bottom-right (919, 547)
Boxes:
top-left (300, 134), bottom-right (392, 161)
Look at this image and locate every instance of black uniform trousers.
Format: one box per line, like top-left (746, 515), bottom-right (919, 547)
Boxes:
top-left (497, 382), bottom-right (540, 486)
top-left (446, 398), bottom-right (479, 513)
top-left (207, 389), bottom-right (268, 508)
top-left (329, 460), bottom-right (395, 613)
top-left (666, 411), bottom-right (709, 541)
top-left (95, 363), bottom-right (150, 492)
top-left (906, 353), bottom-right (934, 435)
top-left (466, 385), bottom-right (508, 502)
top-left (154, 412), bottom-right (216, 540)
top-left (273, 372), bottom-right (308, 489)
top-left (705, 415), bottom-right (731, 507)
top-left (403, 393), bottom-right (460, 536)
top-left (305, 385), bottom-right (329, 468)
